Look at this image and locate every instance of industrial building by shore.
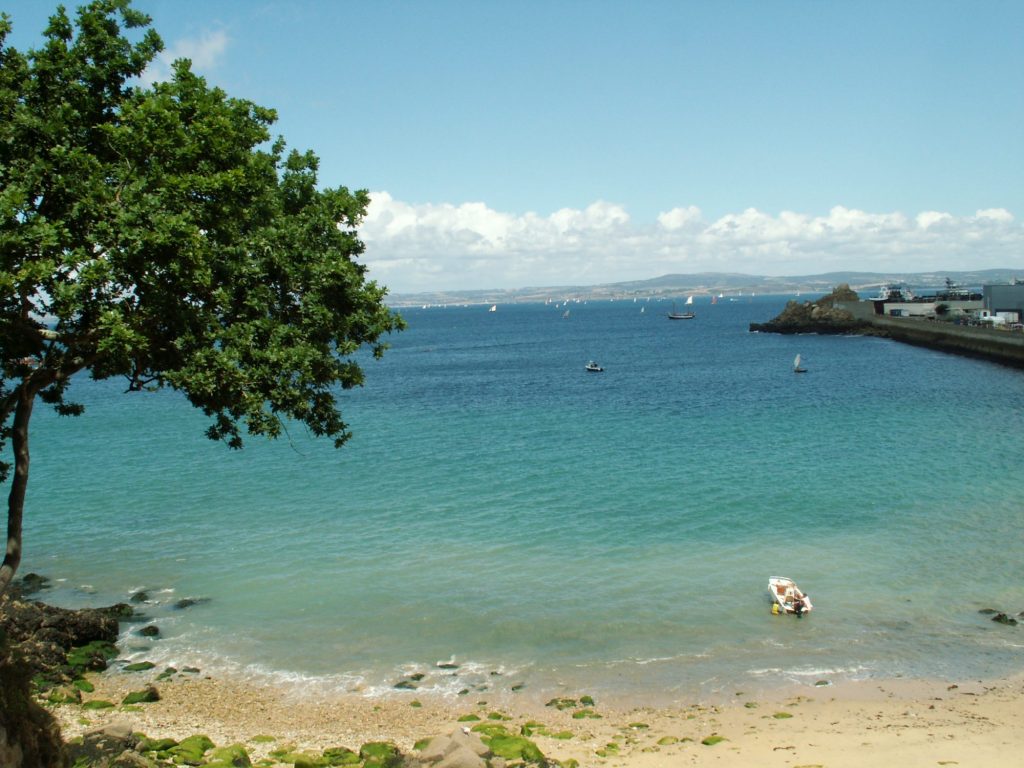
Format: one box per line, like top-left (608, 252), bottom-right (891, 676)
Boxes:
top-left (750, 280), bottom-right (1024, 369)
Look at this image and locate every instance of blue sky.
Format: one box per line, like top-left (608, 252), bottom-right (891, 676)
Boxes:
top-left (4, 0), bottom-right (1023, 292)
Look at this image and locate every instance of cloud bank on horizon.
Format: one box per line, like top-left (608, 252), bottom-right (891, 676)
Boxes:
top-left (362, 193), bottom-right (1021, 294)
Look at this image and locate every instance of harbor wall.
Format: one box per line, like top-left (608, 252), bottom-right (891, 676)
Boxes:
top-left (836, 300), bottom-right (1024, 368)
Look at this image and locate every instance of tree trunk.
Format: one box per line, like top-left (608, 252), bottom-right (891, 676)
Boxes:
top-left (0, 387), bottom-right (35, 598)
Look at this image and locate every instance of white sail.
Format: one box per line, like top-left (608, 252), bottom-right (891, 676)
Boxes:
top-left (685, 295), bottom-right (693, 305)
top-left (794, 354), bottom-right (801, 369)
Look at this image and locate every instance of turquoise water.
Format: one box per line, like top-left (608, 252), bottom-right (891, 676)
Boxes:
top-left (21, 296), bottom-right (1024, 703)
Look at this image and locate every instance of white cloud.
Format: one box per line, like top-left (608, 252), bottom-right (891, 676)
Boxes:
top-left (141, 29), bottom-right (229, 86)
top-left (360, 194), bottom-right (1023, 293)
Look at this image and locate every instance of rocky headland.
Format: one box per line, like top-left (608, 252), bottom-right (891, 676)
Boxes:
top-left (748, 283), bottom-right (879, 335)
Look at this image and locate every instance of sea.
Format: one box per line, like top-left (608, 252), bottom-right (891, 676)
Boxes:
top-left (21, 295), bottom-right (1024, 704)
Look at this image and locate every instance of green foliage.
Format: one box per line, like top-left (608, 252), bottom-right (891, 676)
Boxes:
top-left (0, 0), bottom-right (403, 591)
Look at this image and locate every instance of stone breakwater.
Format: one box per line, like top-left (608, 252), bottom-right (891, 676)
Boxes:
top-left (749, 284), bottom-right (1024, 369)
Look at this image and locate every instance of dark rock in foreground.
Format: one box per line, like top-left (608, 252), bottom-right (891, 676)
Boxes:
top-left (0, 592), bottom-right (126, 684)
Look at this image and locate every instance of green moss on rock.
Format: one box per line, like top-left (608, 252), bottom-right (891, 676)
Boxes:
top-left (66, 641), bottom-right (119, 673)
top-left (701, 734), bottom-right (726, 746)
top-left (322, 746), bottom-right (359, 765)
top-left (487, 734), bottom-right (544, 763)
top-left (138, 737), bottom-right (178, 752)
top-left (123, 661), bottom-right (156, 672)
top-left (122, 686), bottom-right (159, 705)
top-left (358, 741), bottom-right (401, 768)
top-left (206, 743), bottom-right (252, 767)
top-left (170, 734), bottom-right (215, 764)
top-left (470, 723), bottom-right (511, 739)
top-left (545, 697), bottom-right (577, 710)
top-left (81, 700), bottom-right (115, 710)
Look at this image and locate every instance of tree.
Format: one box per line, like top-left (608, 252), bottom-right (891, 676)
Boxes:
top-left (0, 0), bottom-right (404, 596)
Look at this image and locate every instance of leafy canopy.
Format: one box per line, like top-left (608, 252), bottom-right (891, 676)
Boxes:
top-left (0, 0), bottom-right (404, 476)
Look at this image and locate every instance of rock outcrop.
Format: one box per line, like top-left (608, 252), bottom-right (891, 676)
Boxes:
top-left (0, 576), bottom-right (132, 768)
top-left (749, 284), bottom-right (878, 335)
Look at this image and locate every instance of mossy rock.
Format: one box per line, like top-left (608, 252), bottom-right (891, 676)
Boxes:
top-left (487, 711), bottom-right (511, 721)
top-left (656, 736), bottom-right (679, 746)
top-left (270, 751), bottom-right (307, 764)
top-left (743, 701), bottom-right (758, 708)
top-left (409, 700), bottom-right (422, 708)
top-left (487, 734), bottom-right (544, 763)
top-left (595, 743), bottom-right (619, 757)
top-left (124, 661), bottom-right (157, 672)
top-left (579, 695), bottom-right (594, 706)
top-left (559, 761), bottom-right (579, 768)
top-left (71, 678), bottom-right (95, 693)
top-left (122, 686), bottom-right (160, 705)
top-left (139, 737), bottom-right (178, 753)
top-left (412, 738), bottom-right (432, 752)
top-left (571, 708), bottom-right (601, 719)
top-left (549, 731), bottom-right (574, 740)
top-left (291, 754), bottom-right (329, 768)
top-left (66, 641), bottom-right (119, 673)
top-left (701, 735), bottom-right (726, 746)
top-left (250, 736), bottom-right (276, 744)
top-left (206, 744), bottom-right (252, 767)
top-left (772, 712), bottom-right (793, 719)
top-left (322, 746), bottom-right (360, 765)
top-left (170, 734), bottom-right (215, 764)
top-left (457, 714), bottom-right (481, 722)
top-left (628, 722), bottom-right (649, 730)
top-left (156, 667), bottom-right (178, 681)
top-left (358, 741), bottom-right (400, 768)
top-left (545, 697), bottom-right (577, 710)
top-left (81, 700), bottom-right (115, 710)
top-left (46, 685), bottom-right (82, 705)
top-left (520, 722), bottom-right (546, 737)
top-left (470, 723), bottom-right (511, 739)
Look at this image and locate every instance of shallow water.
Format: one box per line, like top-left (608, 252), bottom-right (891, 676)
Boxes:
top-left (22, 296), bottom-right (1024, 702)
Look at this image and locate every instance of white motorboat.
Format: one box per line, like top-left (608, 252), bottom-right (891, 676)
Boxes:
top-left (769, 576), bottom-right (812, 616)
top-left (585, 361), bottom-right (604, 372)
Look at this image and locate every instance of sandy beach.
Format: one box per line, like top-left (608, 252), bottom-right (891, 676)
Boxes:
top-left (52, 671), bottom-right (1024, 767)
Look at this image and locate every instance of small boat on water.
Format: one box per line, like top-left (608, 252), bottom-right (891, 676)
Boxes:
top-left (668, 298), bottom-right (696, 320)
top-left (585, 360), bottom-right (604, 372)
top-left (793, 354), bottom-right (807, 373)
top-left (769, 576), bottom-right (812, 616)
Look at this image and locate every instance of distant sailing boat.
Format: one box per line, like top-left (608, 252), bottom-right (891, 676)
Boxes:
top-left (668, 298), bottom-right (696, 320)
top-left (489, 304), bottom-right (497, 312)
top-left (562, 309), bottom-right (570, 319)
top-left (793, 354), bottom-right (807, 373)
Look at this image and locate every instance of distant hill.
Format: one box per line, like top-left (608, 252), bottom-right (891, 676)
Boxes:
top-left (389, 269), bottom-right (1022, 306)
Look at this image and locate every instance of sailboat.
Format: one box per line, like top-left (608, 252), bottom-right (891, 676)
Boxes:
top-left (489, 304), bottom-right (497, 312)
top-left (793, 354), bottom-right (807, 373)
top-left (668, 297), bottom-right (696, 320)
